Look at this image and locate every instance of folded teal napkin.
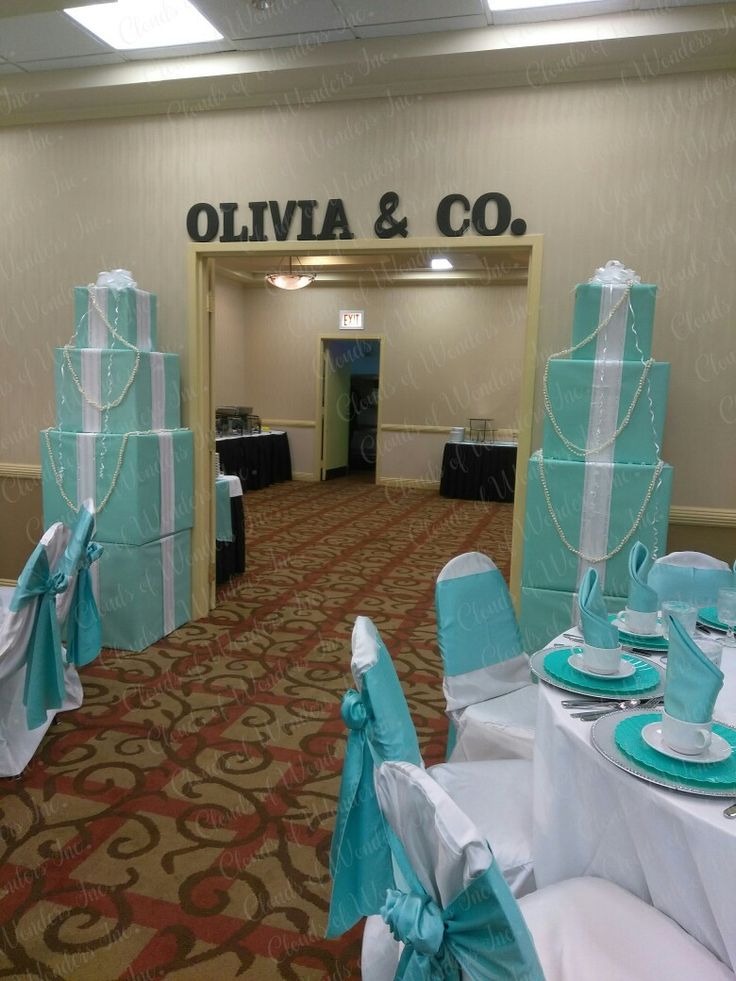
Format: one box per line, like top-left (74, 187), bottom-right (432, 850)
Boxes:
top-left (664, 615), bottom-right (724, 724)
top-left (579, 568), bottom-right (619, 649)
top-left (627, 541), bottom-right (658, 613)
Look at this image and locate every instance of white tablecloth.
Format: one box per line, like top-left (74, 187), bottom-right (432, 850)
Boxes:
top-left (533, 628), bottom-right (736, 969)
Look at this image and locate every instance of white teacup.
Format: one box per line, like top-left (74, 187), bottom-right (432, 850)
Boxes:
top-left (624, 608), bottom-right (659, 635)
top-left (582, 642), bottom-right (622, 675)
top-left (661, 710), bottom-right (712, 756)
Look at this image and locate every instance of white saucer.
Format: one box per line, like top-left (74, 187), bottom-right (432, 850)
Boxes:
top-left (613, 611), bottom-right (665, 638)
top-left (568, 652), bottom-right (635, 679)
top-left (641, 722), bottom-right (732, 764)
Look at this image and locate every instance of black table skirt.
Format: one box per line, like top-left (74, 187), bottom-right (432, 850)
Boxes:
top-left (216, 496), bottom-right (246, 584)
top-left (439, 442), bottom-right (517, 503)
top-left (216, 432), bottom-right (292, 491)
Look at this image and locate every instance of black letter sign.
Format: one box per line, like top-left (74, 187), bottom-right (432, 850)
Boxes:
top-left (186, 203), bottom-right (219, 242)
top-left (436, 194), bottom-right (470, 237)
top-left (471, 192), bottom-right (512, 236)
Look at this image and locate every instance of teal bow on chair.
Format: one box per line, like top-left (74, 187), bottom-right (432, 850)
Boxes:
top-left (382, 831), bottom-right (544, 981)
top-left (10, 544), bottom-right (69, 730)
top-left (326, 688), bottom-right (396, 938)
top-left (58, 508), bottom-right (103, 668)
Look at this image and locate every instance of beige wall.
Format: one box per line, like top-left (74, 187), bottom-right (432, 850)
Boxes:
top-left (2, 70), bottom-right (736, 562)
top-left (212, 275), bottom-right (250, 406)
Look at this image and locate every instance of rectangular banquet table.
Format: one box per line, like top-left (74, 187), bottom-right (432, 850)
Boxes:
top-left (215, 431), bottom-right (292, 490)
top-left (215, 475), bottom-right (245, 584)
top-left (533, 627), bottom-right (736, 969)
top-left (439, 440), bottom-right (517, 502)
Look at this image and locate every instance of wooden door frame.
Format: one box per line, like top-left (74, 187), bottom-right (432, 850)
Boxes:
top-left (316, 334), bottom-right (384, 483)
top-left (187, 235), bottom-right (544, 620)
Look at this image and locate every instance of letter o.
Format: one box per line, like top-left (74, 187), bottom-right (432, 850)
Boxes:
top-left (471, 193), bottom-right (511, 236)
top-left (186, 203), bottom-right (219, 242)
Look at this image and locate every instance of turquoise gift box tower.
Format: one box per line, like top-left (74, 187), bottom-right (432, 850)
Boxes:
top-left (41, 272), bottom-right (193, 652)
top-left (520, 261), bottom-right (673, 652)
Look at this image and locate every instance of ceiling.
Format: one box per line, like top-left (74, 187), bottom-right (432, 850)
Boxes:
top-left (216, 246), bottom-right (531, 287)
top-left (0, 0), bottom-right (732, 73)
top-left (0, 2), bottom-right (734, 124)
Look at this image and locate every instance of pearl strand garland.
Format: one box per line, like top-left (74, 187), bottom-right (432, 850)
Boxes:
top-left (536, 450), bottom-right (664, 563)
top-left (43, 429), bottom-right (134, 515)
top-left (62, 344), bottom-right (141, 412)
top-left (543, 357), bottom-right (655, 457)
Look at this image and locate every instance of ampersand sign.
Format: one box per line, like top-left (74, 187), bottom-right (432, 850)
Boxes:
top-left (374, 191), bottom-right (408, 239)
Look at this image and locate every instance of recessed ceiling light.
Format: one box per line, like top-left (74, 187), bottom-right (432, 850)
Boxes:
top-left (431, 258), bottom-right (453, 271)
top-left (65, 0), bottom-right (223, 51)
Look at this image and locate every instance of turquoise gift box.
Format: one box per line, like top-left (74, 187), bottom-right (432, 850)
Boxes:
top-left (543, 359), bottom-right (670, 464)
top-left (73, 285), bottom-right (157, 351)
top-left (54, 348), bottom-right (181, 433)
top-left (520, 585), bottom-right (625, 652)
top-left (41, 428), bottom-right (194, 546)
top-left (522, 453), bottom-right (672, 596)
top-left (95, 530), bottom-right (191, 652)
top-left (571, 283), bottom-right (656, 361)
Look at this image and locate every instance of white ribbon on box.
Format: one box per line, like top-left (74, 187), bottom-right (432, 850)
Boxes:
top-left (87, 269), bottom-right (152, 350)
top-left (577, 261), bottom-right (640, 588)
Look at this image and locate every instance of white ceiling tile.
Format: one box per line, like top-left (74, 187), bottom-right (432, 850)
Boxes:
top-left (121, 39), bottom-right (236, 60)
top-left (335, 0), bottom-right (484, 28)
top-left (489, 1), bottom-right (628, 25)
top-left (17, 53), bottom-right (127, 72)
top-left (0, 11), bottom-right (113, 62)
top-left (354, 15), bottom-right (487, 38)
top-left (232, 29), bottom-right (355, 50)
top-left (193, 0), bottom-right (347, 39)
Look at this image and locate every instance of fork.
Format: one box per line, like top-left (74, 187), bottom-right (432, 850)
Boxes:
top-left (572, 697), bottom-right (663, 721)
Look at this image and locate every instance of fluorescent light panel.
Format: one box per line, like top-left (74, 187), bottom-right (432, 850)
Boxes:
top-left (65, 0), bottom-right (222, 51)
top-left (431, 258), bottom-right (453, 271)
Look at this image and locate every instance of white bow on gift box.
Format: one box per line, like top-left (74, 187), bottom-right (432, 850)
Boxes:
top-left (589, 259), bottom-right (641, 285)
top-left (96, 269), bottom-right (137, 289)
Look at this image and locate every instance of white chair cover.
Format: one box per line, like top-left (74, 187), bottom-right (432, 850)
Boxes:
top-left (365, 764), bottom-right (734, 981)
top-left (350, 616), bottom-right (534, 898)
top-left (0, 523), bottom-right (80, 776)
top-left (436, 552), bottom-right (537, 762)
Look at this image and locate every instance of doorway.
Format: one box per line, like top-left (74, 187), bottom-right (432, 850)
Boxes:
top-left (318, 337), bottom-right (382, 482)
top-left (187, 235), bottom-right (544, 619)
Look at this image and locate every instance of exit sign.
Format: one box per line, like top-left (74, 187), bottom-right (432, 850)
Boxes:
top-left (339, 309), bottom-right (364, 330)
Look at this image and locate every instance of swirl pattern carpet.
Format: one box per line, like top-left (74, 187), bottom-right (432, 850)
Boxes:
top-left (0, 478), bottom-right (513, 980)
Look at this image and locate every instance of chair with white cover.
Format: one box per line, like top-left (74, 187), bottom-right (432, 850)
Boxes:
top-left (327, 616), bottom-right (534, 951)
top-left (435, 552), bottom-right (536, 762)
top-left (648, 551), bottom-right (735, 608)
top-left (0, 522), bottom-right (71, 776)
top-left (369, 760), bottom-right (734, 981)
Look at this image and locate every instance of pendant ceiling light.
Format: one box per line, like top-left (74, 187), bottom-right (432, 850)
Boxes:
top-left (265, 256), bottom-right (316, 291)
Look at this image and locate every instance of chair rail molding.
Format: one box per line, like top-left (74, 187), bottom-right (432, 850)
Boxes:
top-left (0, 463), bottom-right (42, 480)
top-left (669, 506), bottom-right (736, 528)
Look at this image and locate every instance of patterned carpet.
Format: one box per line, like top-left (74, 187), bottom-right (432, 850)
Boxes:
top-left (0, 478), bottom-right (513, 980)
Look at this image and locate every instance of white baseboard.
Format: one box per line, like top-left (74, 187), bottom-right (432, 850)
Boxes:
top-left (292, 472), bottom-right (318, 482)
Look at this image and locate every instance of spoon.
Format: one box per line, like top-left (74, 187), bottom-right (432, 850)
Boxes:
top-left (572, 697), bottom-right (663, 721)
top-left (723, 803), bottom-right (736, 819)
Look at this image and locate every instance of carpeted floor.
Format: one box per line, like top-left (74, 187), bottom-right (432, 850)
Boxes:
top-left (0, 478), bottom-right (513, 980)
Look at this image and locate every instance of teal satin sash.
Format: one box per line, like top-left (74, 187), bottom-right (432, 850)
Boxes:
top-left (436, 569), bottom-right (523, 677)
top-left (327, 635), bottom-right (423, 937)
top-left (383, 831), bottom-right (544, 981)
top-left (327, 689), bottom-right (396, 938)
top-left (58, 509), bottom-right (103, 667)
top-left (10, 544), bottom-right (68, 729)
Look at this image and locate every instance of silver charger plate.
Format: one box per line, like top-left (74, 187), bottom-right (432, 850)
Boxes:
top-left (530, 648), bottom-right (665, 701)
top-left (591, 710), bottom-right (736, 798)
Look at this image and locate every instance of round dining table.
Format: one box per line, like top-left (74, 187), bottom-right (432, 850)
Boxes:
top-left (533, 627), bottom-right (736, 970)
